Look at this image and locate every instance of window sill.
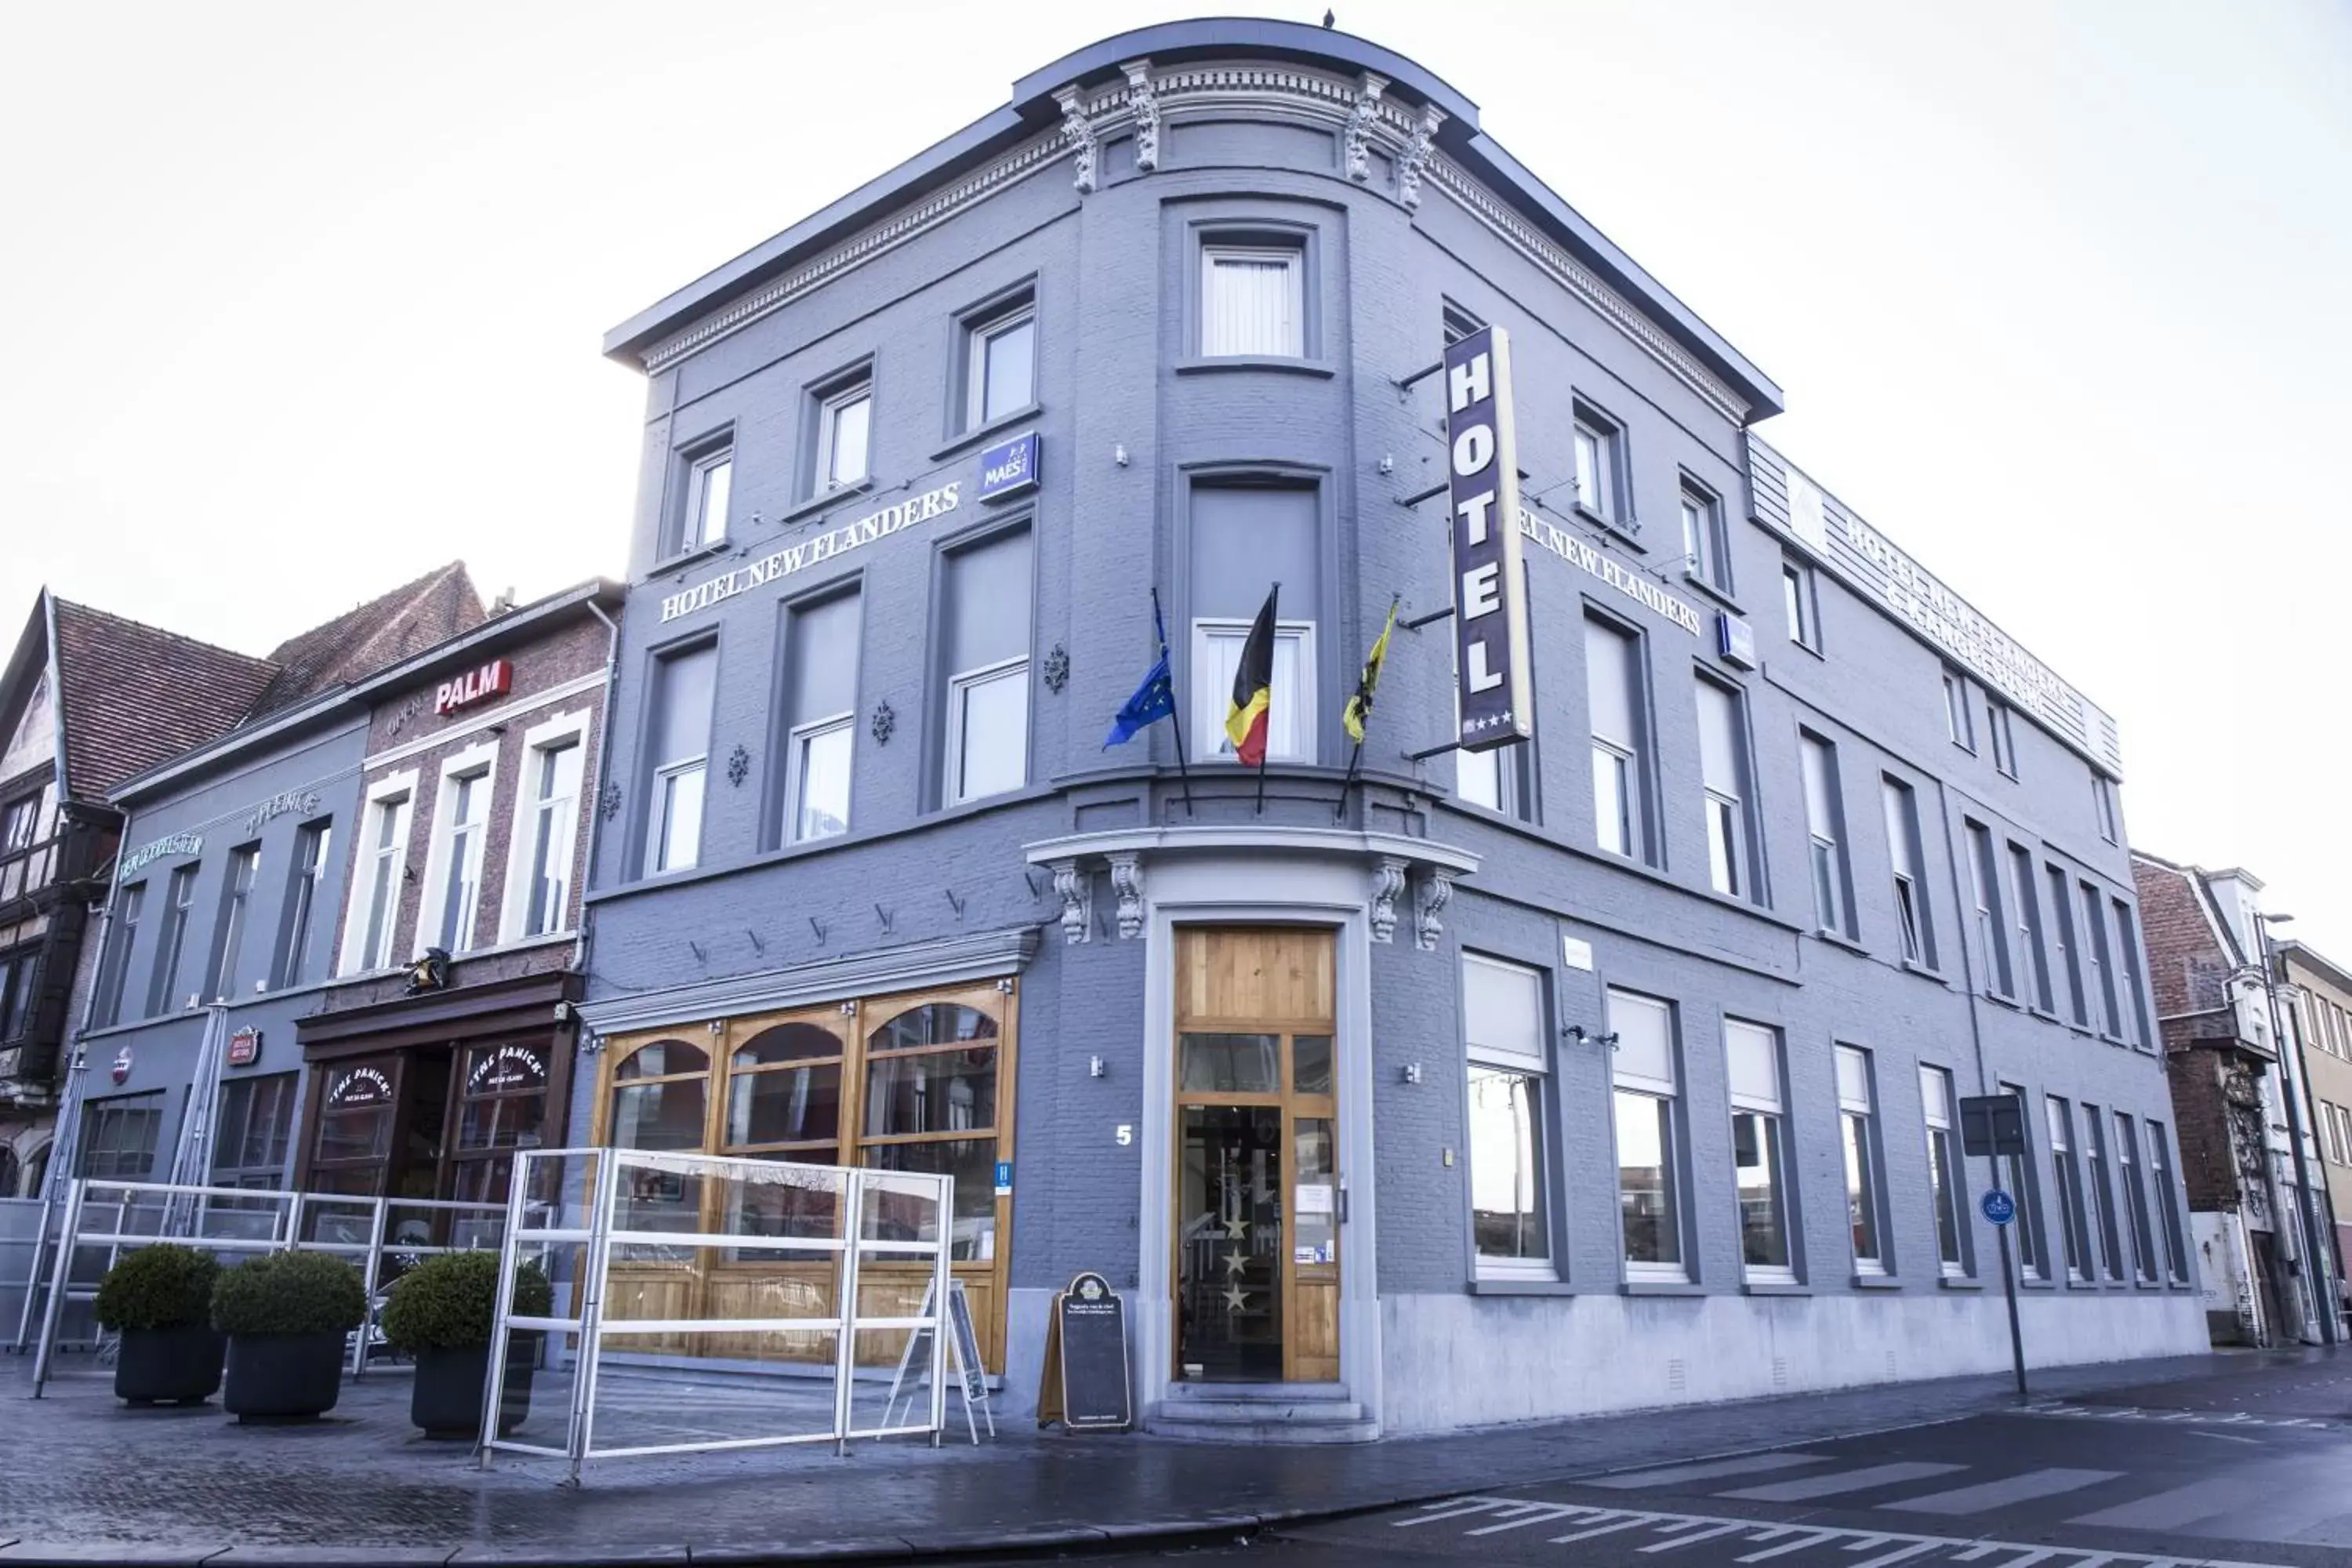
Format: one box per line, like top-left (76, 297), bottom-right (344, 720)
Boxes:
top-left (1937, 1276), bottom-right (1984, 1290)
top-left (648, 539), bottom-right (733, 580)
top-left (1469, 1277), bottom-right (1578, 1297)
top-left (1850, 1274), bottom-right (1904, 1290)
top-left (1742, 1281), bottom-right (1809, 1297)
top-left (1622, 1280), bottom-right (1704, 1297)
top-left (778, 477), bottom-right (878, 528)
top-left (1812, 927), bottom-right (1869, 956)
top-left (1174, 355), bottom-right (1336, 379)
top-left (2029, 1005), bottom-right (2063, 1025)
top-left (2018, 1279), bottom-right (2058, 1291)
top-left (2065, 1279), bottom-right (2103, 1291)
top-left (1788, 637), bottom-right (1826, 662)
top-left (931, 404), bottom-right (1043, 462)
top-left (1568, 500), bottom-right (1645, 551)
top-left (1679, 572), bottom-right (1743, 615)
top-left (1900, 958), bottom-right (1949, 985)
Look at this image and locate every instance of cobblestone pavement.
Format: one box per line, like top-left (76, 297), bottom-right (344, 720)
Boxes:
top-left (0, 1348), bottom-right (2335, 1565)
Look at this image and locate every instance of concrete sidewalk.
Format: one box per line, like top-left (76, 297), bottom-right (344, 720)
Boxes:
top-left (0, 1348), bottom-right (2325, 1566)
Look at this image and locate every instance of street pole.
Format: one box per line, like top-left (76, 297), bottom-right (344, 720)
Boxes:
top-left (1989, 1150), bottom-right (2028, 1402)
top-left (2258, 920), bottom-right (2338, 1345)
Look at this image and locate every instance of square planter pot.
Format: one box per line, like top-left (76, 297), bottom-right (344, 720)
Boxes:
top-left (410, 1334), bottom-right (538, 1439)
top-left (223, 1330), bottom-right (348, 1421)
top-left (114, 1323), bottom-right (227, 1406)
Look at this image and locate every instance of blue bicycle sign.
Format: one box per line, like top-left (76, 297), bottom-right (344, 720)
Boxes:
top-left (1980, 1189), bottom-right (2017, 1226)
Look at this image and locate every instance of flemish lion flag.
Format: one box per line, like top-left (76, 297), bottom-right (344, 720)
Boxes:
top-left (1224, 585), bottom-right (1279, 767)
top-left (1342, 598), bottom-right (1399, 744)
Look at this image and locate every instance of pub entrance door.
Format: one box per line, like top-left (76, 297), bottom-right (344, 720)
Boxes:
top-left (1171, 927), bottom-right (1339, 1384)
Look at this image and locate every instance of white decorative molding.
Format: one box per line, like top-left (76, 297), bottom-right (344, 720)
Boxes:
top-left (1055, 85), bottom-right (1099, 195)
top-left (1121, 60), bottom-right (1160, 172)
top-left (1369, 856), bottom-right (1408, 943)
top-left (1051, 858), bottom-right (1092, 945)
top-left (1425, 154), bottom-right (1749, 423)
top-left (1109, 851), bottom-right (1145, 938)
top-left (637, 58), bottom-right (1753, 424)
top-left (1344, 72), bottom-right (1388, 182)
top-left (1396, 100), bottom-right (1444, 211)
top-left (1414, 866), bottom-right (1455, 952)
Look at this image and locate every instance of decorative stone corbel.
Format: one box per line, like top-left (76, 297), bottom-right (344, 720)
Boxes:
top-left (1369, 857), bottom-right (1408, 943)
top-left (1345, 73), bottom-right (1388, 183)
top-left (1396, 101), bottom-right (1446, 212)
top-left (1109, 851), bottom-right (1145, 938)
top-left (1054, 85), bottom-right (1098, 195)
top-left (1051, 858), bottom-right (1091, 944)
top-left (1414, 866), bottom-right (1456, 952)
top-left (1122, 59), bottom-right (1160, 173)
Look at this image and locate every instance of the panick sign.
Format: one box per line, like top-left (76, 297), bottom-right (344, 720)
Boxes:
top-left (1446, 326), bottom-right (1534, 752)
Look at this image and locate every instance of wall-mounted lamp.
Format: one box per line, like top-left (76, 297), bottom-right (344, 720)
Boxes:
top-left (1090, 1054), bottom-right (1106, 1079)
top-left (1564, 1025), bottom-right (1619, 1049)
top-left (1400, 1062), bottom-right (1423, 1085)
top-left (1114, 444), bottom-right (1130, 466)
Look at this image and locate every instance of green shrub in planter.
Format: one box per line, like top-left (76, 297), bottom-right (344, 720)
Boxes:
top-left (383, 1251), bottom-right (552, 1438)
top-left (96, 1245), bottom-right (225, 1406)
top-left (213, 1250), bottom-right (368, 1422)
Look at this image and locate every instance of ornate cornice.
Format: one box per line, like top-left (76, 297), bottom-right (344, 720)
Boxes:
top-left (641, 60), bottom-right (1750, 424)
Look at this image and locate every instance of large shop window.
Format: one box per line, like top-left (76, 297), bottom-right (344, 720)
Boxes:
top-left (147, 863), bottom-right (199, 1017)
top-left (1463, 954), bottom-right (1551, 1279)
top-left (1725, 1020), bottom-right (1793, 1283)
top-left (1837, 1045), bottom-right (1886, 1276)
top-left (1609, 989), bottom-right (1685, 1282)
top-left (1919, 1065), bottom-right (1971, 1277)
top-left (310, 1058), bottom-right (408, 1196)
top-left (778, 588), bottom-right (861, 844)
top-left (1586, 616), bottom-right (1650, 862)
top-left (212, 1073), bottom-right (296, 1190)
top-left (205, 843), bottom-right (260, 1001)
top-left (80, 1094), bottom-right (162, 1181)
top-left (1694, 675), bottom-right (1756, 900)
top-left (937, 528), bottom-right (1033, 806)
top-left (1190, 481), bottom-right (1319, 766)
top-left (451, 1042), bottom-right (550, 1205)
top-left (96, 881), bottom-right (143, 1029)
top-left (643, 641), bottom-right (717, 876)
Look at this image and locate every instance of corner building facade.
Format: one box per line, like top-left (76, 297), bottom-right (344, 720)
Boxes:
top-left (580, 20), bottom-right (2205, 1436)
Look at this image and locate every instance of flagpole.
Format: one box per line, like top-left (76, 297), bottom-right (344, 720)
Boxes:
top-left (1255, 582), bottom-right (1279, 818)
top-left (1336, 593), bottom-right (1398, 825)
top-left (1152, 586), bottom-right (1195, 818)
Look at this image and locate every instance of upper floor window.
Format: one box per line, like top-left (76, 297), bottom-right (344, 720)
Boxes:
top-left (2093, 775), bottom-right (2121, 844)
top-left (1586, 615), bottom-right (1650, 862)
top-left (644, 642), bottom-right (717, 877)
top-left (1799, 731), bottom-right (1853, 938)
top-left (2049, 864), bottom-right (2089, 1026)
top-left (963, 293), bottom-right (1036, 429)
top-left (1965, 821), bottom-right (2013, 998)
top-left (0, 793), bottom-right (36, 854)
top-left (95, 881), bottom-right (143, 1029)
top-left (1882, 777), bottom-right (1935, 967)
top-left (1694, 674), bottom-right (1756, 900)
top-left (1189, 481), bottom-right (1318, 768)
top-left (808, 372), bottom-right (873, 496)
top-left (1783, 557), bottom-right (1820, 652)
top-left (1987, 698), bottom-right (2019, 779)
top-left (1942, 670), bottom-right (1974, 752)
top-left (430, 760), bottom-right (493, 953)
top-left (677, 443), bottom-right (733, 555)
top-left (939, 527), bottom-right (1033, 805)
top-left (0, 946), bottom-right (38, 1044)
top-left (353, 786), bottom-right (412, 972)
top-left (147, 863), bottom-right (199, 1016)
top-left (1198, 619), bottom-right (1312, 765)
top-left (520, 738), bottom-right (585, 936)
top-left (1201, 240), bottom-right (1304, 358)
top-left (1572, 402), bottom-right (1626, 525)
top-left (205, 843), bottom-right (260, 1001)
top-left (2011, 843), bottom-right (2054, 1012)
top-left (778, 590), bottom-right (861, 843)
top-left (1680, 481), bottom-right (1730, 593)
top-left (274, 820), bottom-right (331, 988)
top-left (2079, 881), bottom-right (2122, 1037)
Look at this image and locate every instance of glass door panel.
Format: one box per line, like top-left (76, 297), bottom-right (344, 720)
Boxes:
top-left (1177, 1105), bottom-right (1283, 1381)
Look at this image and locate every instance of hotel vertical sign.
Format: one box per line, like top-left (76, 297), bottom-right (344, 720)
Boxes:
top-left (1446, 325), bottom-right (1534, 752)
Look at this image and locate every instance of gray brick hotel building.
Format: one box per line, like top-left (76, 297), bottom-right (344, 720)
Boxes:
top-left (572, 19), bottom-right (2201, 1436)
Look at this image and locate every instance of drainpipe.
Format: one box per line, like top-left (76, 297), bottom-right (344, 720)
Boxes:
top-left (2259, 923), bottom-right (2336, 1345)
top-left (572, 593), bottom-right (623, 995)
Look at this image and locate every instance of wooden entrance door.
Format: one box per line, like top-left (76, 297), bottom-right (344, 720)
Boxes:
top-left (1173, 927), bottom-right (1339, 1385)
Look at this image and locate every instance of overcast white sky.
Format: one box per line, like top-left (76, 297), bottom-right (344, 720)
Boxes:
top-left (3, 2), bottom-right (2347, 940)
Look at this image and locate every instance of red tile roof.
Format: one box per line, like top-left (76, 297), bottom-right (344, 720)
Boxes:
top-left (50, 601), bottom-right (279, 799)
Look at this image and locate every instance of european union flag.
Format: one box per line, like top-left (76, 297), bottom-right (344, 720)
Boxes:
top-left (1103, 654), bottom-right (1174, 748)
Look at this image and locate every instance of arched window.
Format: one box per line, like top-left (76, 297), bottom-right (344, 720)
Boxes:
top-left (862, 1001), bottom-right (1000, 1259)
top-left (725, 1022), bottom-right (844, 1159)
top-left (608, 1037), bottom-right (710, 1232)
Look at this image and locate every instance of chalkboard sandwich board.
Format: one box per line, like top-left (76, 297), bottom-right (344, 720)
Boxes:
top-left (1036, 1271), bottom-right (1131, 1432)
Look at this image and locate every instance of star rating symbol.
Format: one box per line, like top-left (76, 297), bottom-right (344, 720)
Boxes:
top-left (1221, 1249), bottom-right (1248, 1277)
top-left (1223, 1283), bottom-right (1249, 1312)
top-left (1223, 1214), bottom-right (1250, 1240)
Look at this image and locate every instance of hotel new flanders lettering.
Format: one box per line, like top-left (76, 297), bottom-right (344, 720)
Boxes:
top-left (659, 482), bottom-right (962, 623)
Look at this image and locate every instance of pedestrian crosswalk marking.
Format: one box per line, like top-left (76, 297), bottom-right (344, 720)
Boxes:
top-left (1396, 1497), bottom-right (2291, 1568)
top-left (1880, 1468), bottom-right (2122, 1515)
top-left (1722, 1462), bottom-right (1966, 1502)
top-left (1592, 1454), bottom-right (1832, 1489)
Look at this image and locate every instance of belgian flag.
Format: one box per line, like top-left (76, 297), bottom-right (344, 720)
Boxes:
top-left (1224, 585), bottom-right (1278, 768)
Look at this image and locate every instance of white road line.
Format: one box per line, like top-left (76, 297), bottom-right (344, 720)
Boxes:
top-left (1396, 1500), bottom-right (1508, 1526)
top-left (1847, 1543), bottom-right (1944, 1568)
top-left (1550, 1515), bottom-right (1653, 1544)
top-left (1881, 1468), bottom-right (2123, 1515)
top-left (1465, 1504), bottom-right (1588, 1536)
top-left (1722, 1462), bottom-right (1968, 1502)
top-left (1736, 1529), bottom-right (1846, 1562)
top-left (1951, 1546), bottom-right (2005, 1561)
top-left (1640, 1523), bottom-right (1749, 1552)
top-left (1588, 1454), bottom-right (1831, 1490)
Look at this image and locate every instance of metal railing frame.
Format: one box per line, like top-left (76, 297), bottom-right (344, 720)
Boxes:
top-left (477, 1147), bottom-right (953, 1482)
top-left (26, 1178), bottom-right (506, 1395)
